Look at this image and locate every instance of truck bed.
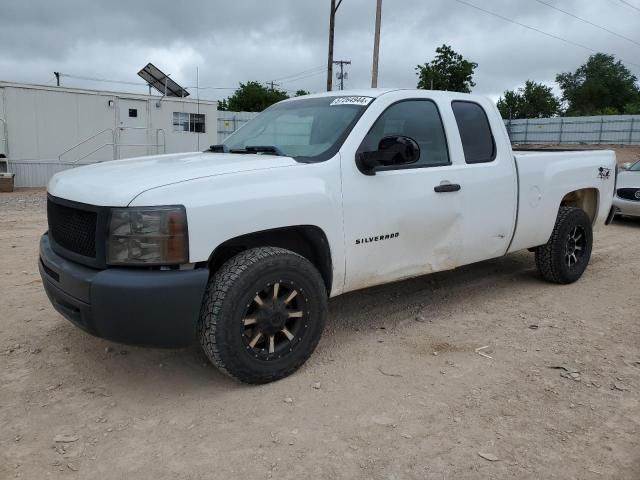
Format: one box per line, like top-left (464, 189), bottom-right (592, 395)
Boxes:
top-left (508, 149), bottom-right (616, 253)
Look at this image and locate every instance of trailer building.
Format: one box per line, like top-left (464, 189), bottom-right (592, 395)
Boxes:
top-left (0, 81), bottom-right (218, 187)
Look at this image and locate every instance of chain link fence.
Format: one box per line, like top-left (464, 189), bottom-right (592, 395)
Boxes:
top-left (219, 111), bottom-right (640, 146)
top-left (506, 115), bottom-right (640, 145)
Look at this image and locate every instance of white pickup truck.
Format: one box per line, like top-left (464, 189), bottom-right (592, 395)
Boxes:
top-left (40, 89), bottom-right (617, 383)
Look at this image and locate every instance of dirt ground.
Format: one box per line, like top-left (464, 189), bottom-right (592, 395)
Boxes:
top-left (1, 185), bottom-right (639, 479)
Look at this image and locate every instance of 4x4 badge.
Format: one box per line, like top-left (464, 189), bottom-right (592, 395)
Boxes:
top-left (598, 167), bottom-right (611, 179)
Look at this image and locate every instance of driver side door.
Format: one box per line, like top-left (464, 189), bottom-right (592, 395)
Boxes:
top-left (341, 98), bottom-right (464, 293)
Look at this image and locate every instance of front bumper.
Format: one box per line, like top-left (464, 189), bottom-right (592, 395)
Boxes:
top-left (39, 234), bottom-right (209, 347)
top-left (613, 197), bottom-right (640, 217)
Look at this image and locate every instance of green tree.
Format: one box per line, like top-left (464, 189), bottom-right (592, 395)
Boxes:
top-left (295, 89), bottom-right (310, 97)
top-left (496, 90), bottom-right (521, 120)
top-left (217, 81), bottom-right (289, 112)
top-left (556, 53), bottom-right (640, 115)
top-left (497, 80), bottom-right (561, 119)
top-left (623, 98), bottom-right (640, 114)
top-left (416, 45), bottom-right (477, 93)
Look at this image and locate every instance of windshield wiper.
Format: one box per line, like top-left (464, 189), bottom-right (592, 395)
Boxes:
top-left (229, 145), bottom-right (285, 156)
top-left (206, 144), bottom-right (228, 153)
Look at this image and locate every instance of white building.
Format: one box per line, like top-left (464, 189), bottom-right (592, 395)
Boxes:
top-left (0, 81), bottom-right (218, 187)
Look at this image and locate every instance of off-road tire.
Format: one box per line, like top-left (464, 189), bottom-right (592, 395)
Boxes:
top-left (535, 206), bottom-right (593, 284)
top-left (198, 247), bottom-right (328, 384)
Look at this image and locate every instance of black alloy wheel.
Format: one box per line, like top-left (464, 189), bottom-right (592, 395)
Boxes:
top-left (241, 280), bottom-right (309, 361)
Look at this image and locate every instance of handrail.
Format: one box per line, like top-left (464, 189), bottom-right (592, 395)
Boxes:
top-left (69, 143), bottom-right (115, 165)
top-left (0, 117), bottom-right (8, 159)
top-left (59, 127), bottom-right (169, 163)
top-left (116, 127), bottom-right (167, 157)
top-left (58, 128), bottom-right (115, 162)
top-left (156, 128), bottom-right (166, 154)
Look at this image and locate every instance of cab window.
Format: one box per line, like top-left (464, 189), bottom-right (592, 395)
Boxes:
top-left (451, 101), bottom-right (496, 164)
top-left (359, 100), bottom-right (450, 168)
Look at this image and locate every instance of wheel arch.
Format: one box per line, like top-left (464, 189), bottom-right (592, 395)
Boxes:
top-left (560, 188), bottom-right (599, 225)
top-left (207, 225), bottom-right (333, 294)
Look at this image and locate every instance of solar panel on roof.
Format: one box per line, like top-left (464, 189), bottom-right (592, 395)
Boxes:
top-left (137, 63), bottom-right (190, 97)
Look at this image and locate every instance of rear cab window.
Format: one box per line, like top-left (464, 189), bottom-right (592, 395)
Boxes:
top-left (451, 101), bottom-right (496, 164)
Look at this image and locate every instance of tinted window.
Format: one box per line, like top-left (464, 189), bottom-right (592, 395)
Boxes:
top-left (452, 101), bottom-right (495, 164)
top-left (359, 100), bottom-right (449, 168)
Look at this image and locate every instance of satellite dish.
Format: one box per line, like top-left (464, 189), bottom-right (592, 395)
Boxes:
top-left (137, 63), bottom-right (189, 97)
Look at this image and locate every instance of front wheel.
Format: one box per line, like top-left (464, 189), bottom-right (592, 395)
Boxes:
top-left (198, 247), bottom-right (328, 384)
top-left (535, 206), bottom-right (593, 284)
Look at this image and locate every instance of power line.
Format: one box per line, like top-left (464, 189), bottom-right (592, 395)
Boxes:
top-left (188, 85), bottom-right (240, 90)
top-left (278, 68), bottom-right (328, 84)
top-left (57, 71), bottom-right (321, 95)
top-left (454, 0), bottom-right (640, 68)
top-left (619, 0), bottom-right (640, 12)
top-left (272, 65), bottom-right (326, 82)
top-left (59, 73), bottom-right (147, 86)
top-left (533, 0), bottom-right (640, 47)
top-left (270, 67), bottom-right (327, 86)
top-left (58, 73), bottom-right (238, 91)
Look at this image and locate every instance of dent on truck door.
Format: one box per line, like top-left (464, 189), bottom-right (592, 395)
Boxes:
top-left (450, 101), bottom-right (517, 265)
top-left (341, 99), bottom-right (464, 292)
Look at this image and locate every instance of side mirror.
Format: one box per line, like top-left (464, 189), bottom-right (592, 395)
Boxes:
top-left (623, 162), bottom-right (632, 170)
top-left (356, 136), bottom-right (420, 175)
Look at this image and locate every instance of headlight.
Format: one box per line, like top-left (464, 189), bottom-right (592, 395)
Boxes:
top-left (107, 206), bottom-right (189, 266)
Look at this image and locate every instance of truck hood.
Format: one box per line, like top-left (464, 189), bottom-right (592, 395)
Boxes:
top-left (48, 152), bottom-right (298, 206)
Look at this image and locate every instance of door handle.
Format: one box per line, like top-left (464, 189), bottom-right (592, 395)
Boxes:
top-left (434, 183), bottom-right (461, 193)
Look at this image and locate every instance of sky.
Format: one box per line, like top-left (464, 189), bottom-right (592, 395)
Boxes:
top-left (1, 0), bottom-right (639, 103)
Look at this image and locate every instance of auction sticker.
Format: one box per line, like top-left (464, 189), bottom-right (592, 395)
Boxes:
top-left (330, 96), bottom-right (373, 106)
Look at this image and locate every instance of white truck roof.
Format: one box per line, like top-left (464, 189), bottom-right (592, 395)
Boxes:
top-left (287, 88), bottom-right (478, 102)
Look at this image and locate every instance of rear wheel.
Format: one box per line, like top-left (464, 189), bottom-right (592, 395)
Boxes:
top-left (535, 206), bottom-right (593, 284)
top-left (198, 247), bottom-right (328, 384)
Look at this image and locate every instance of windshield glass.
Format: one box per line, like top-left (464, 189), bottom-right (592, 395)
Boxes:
top-left (630, 160), bottom-right (640, 171)
top-left (222, 96), bottom-right (373, 162)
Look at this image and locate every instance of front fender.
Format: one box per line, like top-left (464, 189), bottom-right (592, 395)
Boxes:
top-left (129, 159), bottom-right (346, 295)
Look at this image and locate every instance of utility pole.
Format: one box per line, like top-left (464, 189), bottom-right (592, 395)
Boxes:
top-left (333, 60), bottom-right (351, 90)
top-left (54, 72), bottom-right (60, 86)
top-left (371, 0), bottom-right (382, 88)
top-left (266, 81), bottom-right (280, 91)
top-left (327, 0), bottom-right (343, 91)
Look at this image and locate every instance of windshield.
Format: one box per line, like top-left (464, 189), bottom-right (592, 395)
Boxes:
top-left (629, 160), bottom-right (640, 171)
top-left (222, 96), bottom-right (373, 162)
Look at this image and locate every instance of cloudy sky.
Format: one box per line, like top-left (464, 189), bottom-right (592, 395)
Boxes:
top-left (1, 0), bottom-right (639, 102)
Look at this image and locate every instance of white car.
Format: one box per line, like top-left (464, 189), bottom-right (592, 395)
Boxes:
top-left (40, 89), bottom-right (617, 383)
top-left (614, 160), bottom-right (640, 217)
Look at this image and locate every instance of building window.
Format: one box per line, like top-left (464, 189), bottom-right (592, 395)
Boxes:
top-left (173, 112), bottom-right (206, 133)
top-left (128, 108), bottom-right (138, 118)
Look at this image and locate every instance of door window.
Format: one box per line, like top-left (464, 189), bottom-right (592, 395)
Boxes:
top-left (451, 101), bottom-right (495, 164)
top-left (359, 100), bottom-right (449, 168)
